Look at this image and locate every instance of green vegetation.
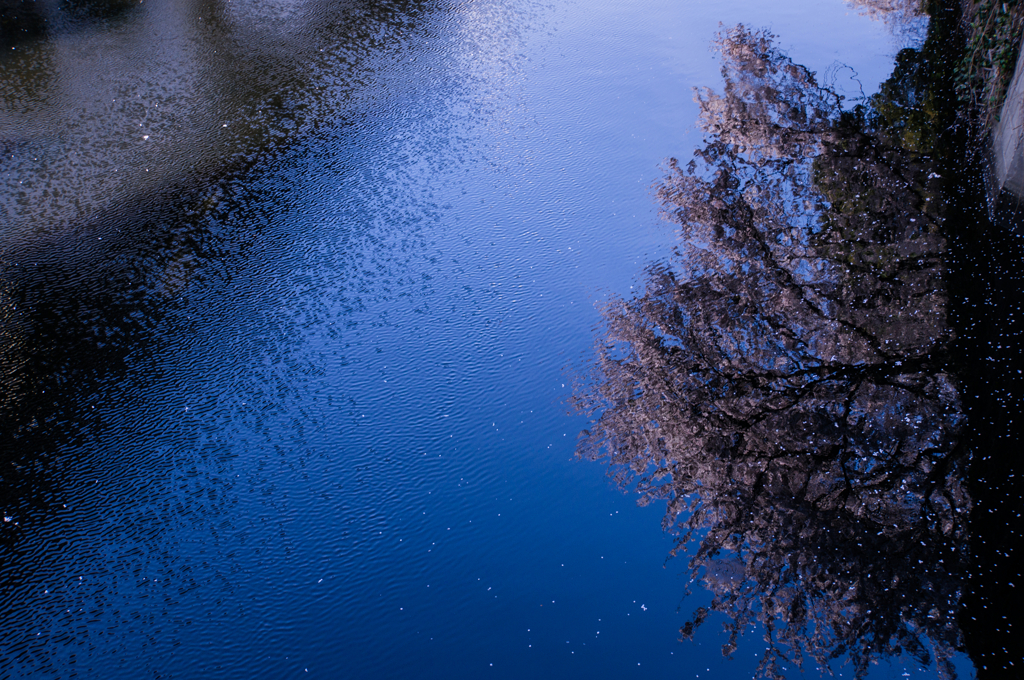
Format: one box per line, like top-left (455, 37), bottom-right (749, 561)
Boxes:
top-left (955, 0), bottom-right (1024, 125)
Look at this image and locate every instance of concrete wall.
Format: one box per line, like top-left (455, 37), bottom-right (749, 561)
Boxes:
top-left (993, 36), bottom-right (1024, 197)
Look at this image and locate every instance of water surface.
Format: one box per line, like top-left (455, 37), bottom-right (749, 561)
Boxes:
top-left (0, 0), bottom-right (1009, 677)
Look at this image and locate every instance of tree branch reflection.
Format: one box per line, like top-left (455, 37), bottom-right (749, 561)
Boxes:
top-left (576, 25), bottom-right (968, 679)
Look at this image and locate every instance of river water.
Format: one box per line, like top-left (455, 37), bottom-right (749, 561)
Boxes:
top-left (0, 0), bottom-right (1017, 677)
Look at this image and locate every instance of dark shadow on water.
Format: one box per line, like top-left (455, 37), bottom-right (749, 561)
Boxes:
top-left (0, 0), bottom-right (48, 47)
top-left (949, 185), bottom-right (1024, 677)
top-left (0, 0), bottom-right (142, 49)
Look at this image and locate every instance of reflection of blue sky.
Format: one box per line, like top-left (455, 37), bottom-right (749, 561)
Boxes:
top-left (591, 0), bottom-right (914, 105)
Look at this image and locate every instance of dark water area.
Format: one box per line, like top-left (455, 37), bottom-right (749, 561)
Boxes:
top-left (950, 129), bottom-right (1024, 677)
top-left (0, 0), bottom-right (1020, 677)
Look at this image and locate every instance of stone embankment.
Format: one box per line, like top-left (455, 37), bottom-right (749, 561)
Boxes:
top-left (993, 37), bottom-right (1024, 196)
top-left (993, 46), bottom-right (1024, 195)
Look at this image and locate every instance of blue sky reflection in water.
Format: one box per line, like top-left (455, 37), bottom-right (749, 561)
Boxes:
top-left (0, 0), bottom-right (981, 677)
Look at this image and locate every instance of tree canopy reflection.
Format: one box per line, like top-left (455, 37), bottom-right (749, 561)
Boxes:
top-left (575, 25), bottom-right (969, 679)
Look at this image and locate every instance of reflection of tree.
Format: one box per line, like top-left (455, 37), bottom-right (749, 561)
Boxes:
top-left (846, 0), bottom-right (922, 20)
top-left (576, 25), bottom-right (969, 679)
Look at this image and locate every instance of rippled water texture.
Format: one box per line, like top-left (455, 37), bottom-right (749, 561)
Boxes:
top-left (0, 0), bottom-right (1000, 677)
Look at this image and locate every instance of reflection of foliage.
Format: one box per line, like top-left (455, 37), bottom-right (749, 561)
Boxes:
top-left (576, 25), bottom-right (969, 679)
top-left (693, 27), bottom-right (840, 161)
top-left (956, 0), bottom-right (1024, 124)
top-left (872, 45), bottom-right (950, 153)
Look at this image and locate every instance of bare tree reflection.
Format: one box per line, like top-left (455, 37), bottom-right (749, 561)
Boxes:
top-left (576, 25), bottom-right (969, 679)
top-left (846, 0), bottom-right (923, 22)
